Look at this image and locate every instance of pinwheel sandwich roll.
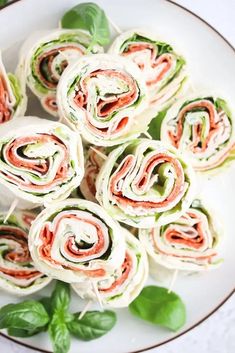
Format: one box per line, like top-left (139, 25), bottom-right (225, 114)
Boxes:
top-left (0, 210), bottom-right (51, 295)
top-left (0, 52), bottom-right (26, 124)
top-left (72, 228), bottom-right (148, 308)
top-left (96, 139), bottom-right (196, 228)
top-left (109, 29), bottom-right (187, 117)
top-left (29, 199), bottom-right (126, 283)
top-left (18, 29), bottom-right (103, 116)
top-left (57, 54), bottom-right (149, 146)
top-left (79, 146), bottom-right (107, 202)
top-left (139, 199), bottom-right (222, 274)
top-left (161, 94), bottom-right (235, 172)
top-left (0, 116), bottom-right (84, 210)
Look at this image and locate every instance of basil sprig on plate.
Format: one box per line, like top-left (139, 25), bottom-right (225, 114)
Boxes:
top-left (129, 286), bottom-right (186, 331)
top-left (0, 300), bottom-right (49, 337)
top-left (0, 0), bottom-right (7, 8)
top-left (48, 281), bottom-right (73, 353)
top-left (68, 310), bottom-right (116, 341)
top-left (0, 281), bottom-right (117, 353)
top-left (61, 2), bottom-right (111, 48)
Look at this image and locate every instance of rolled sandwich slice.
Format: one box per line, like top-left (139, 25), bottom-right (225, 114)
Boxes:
top-left (109, 29), bottom-right (187, 116)
top-left (0, 210), bottom-right (51, 295)
top-left (0, 52), bottom-right (26, 124)
top-left (72, 228), bottom-right (148, 308)
top-left (139, 199), bottom-right (222, 273)
top-left (0, 116), bottom-right (84, 209)
top-left (18, 29), bottom-right (103, 116)
top-left (161, 94), bottom-right (235, 172)
top-left (96, 139), bottom-right (196, 228)
top-left (57, 54), bottom-right (149, 146)
top-left (79, 146), bottom-right (107, 202)
top-left (28, 199), bottom-right (126, 283)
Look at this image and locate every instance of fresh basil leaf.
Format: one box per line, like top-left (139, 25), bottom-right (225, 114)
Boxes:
top-left (7, 327), bottom-right (43, 338)
top-left (51, 281), bottom-right (70, 312)
top-left (40, 297), bottom-right (52, 317)
top-left (148, 109), bottom-right (168, 140)
top-left (0, 301), bottom-right (49, 331)
top-left (215, 97), bottom-right (231, 118)
top-left (61, 2), bottom-right (110, 46)
top-left (129, 286), bottom-right (186, 331)
top-left (0, 0), bottom-right (7, 7)
top-left (68, 310), bottom-right (116, 341)
top-left (49, 312), bottom-right (70, 353)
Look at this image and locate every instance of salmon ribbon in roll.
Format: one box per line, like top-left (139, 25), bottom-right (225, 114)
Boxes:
top-left (160, 95), bottom-right (235, 172)
top-left (72, 228), bottom-right (148, 308)
top-left (109, 29), bottom-right (187, 116)
top-left (28, 199), bottom-right (126, 283)
top-left (0, 52), bottom-right (26, 124)
top-left (0, 210), bottom-right (51, 295)
top-left (96, 139), bottom-right (195, 228)
top-left (139, 199), bottom-right (222, 272)
top-left (57, 54), bottom-right (148, 146)
top-left (0, 116), bottom-right (84, 209)
top-left (18, 29), bottom-right (103, 116)
top-left (79, 146), bottom-right (106, 202)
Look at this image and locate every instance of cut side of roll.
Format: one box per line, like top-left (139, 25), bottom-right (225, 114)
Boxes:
top-left (28, 199), bottom-right (126, 283)
top-left (96, 139), bottom-right (195, 228)
top-left (109, 29), bottom-right (187, 116)
top-left (18, 29), bottom-right (103, 116)
top-left (0, 210), bottom-right (51, 295)
top-left (139, 199), bottom-right (222, 272)
top-left (79, 146), bottom-right (106, 202)
top-left (72, 228), bottom-right (148, 308)
top-left (0, 52), bottom-right (26, 124)
top-left (161, 95), bottom-right (235, 172)
top-left (0, 116), bottom-right (84, 208)
top-left (57, 54), bottom-right (148, 146)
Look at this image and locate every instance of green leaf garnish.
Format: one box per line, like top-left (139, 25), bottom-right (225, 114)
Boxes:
top-left (129, 286), bottom-right (186, 331)
top-left (0, 301), bottom-right (49, 331)
top-left (51, 281), bottom-right (71, 312)
top-left (61, 2), bottom-right (110, 47)
top-left (68, 310), bottom-right (117, 341)
top-left (148, 109), bottom-right (168, 140)
top-left (49, 312), bottom-right (71, 353)
top-left (7, 327), bottom-right (43, 337)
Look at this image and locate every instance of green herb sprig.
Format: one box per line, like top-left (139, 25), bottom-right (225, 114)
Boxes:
top-left (129, 286), bottom-right (186, 331)
top-left (0, 281), bottom-right (117, 353)
top-left (61, 2), bottom-right (111, 51)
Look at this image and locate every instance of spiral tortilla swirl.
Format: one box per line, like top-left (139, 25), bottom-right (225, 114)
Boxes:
top-left (109, 29), bottom-right (187, 116)
top-left (28, 199), bottom-right (126, 283)
top-left (0, 211), bottom-right (51, 295)
top-left (57, 54), bottom-right (148, 146)
top-left (19, 29), bottom-right (103, 116)
top-left (0, 117), bottom-right (84, 206)
top-left (139, 199), bottom-right (222, 271)
top-left (72, 228), bottom-right (148, 307)
top-left (161, 95), bottom-right (235, 172)
top-left (96, 139), bottom-right (195, 228)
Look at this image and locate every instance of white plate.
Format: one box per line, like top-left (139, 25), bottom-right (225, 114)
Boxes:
top-left (0, 0), bottom-right (235, 352)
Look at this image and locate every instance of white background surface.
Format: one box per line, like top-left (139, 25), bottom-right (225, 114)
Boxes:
top-left (0, 0), bottom-right (234, 352)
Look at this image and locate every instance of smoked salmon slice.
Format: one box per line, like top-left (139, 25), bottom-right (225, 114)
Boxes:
top-left (57, 54), bottom-right (148, 146)
top-left (0, 211), bottom-right (50, 295)
top-left (28, 199), bottom-right (126, 283)
top-left (72, 228), bottom-right (148, 308)
top-left (161, 95), bottom-right (235, 172)
top-left (139, 199), bottom-right (221, 272)
top-left (96, 139), bottom-right (195, 229)
top-left (18, 29), bottom-right (103, 116)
